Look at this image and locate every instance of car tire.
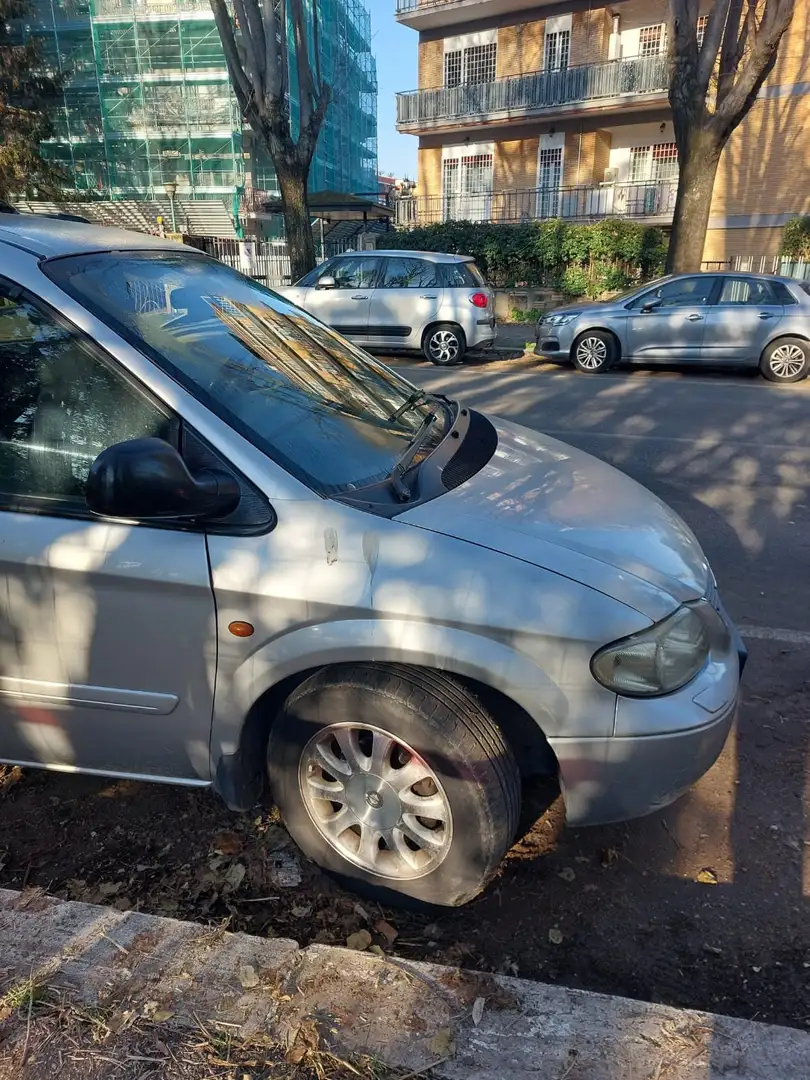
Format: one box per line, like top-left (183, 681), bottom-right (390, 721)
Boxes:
top-left (571, 330), bottom-right (617, 373)
top-left (423, 323), bottom-right (466, 365)
top-left (267, 663), bottom-right (520, 908)
top-left (759, 337), bottom-right (810, 383)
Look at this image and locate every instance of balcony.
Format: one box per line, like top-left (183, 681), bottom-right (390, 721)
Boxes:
top-left (396, 55), bottom-right (669, 132)
top-left (396, 0), bottom-right (555, 31)
top-left (394, 181), bottom-right (678, 227)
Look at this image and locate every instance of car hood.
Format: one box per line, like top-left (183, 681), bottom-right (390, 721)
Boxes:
top-left (401, 417), bottom-right (710, 622)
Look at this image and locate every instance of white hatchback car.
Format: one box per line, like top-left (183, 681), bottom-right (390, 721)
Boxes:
top-left (278, 250), bottom-right (497, 364)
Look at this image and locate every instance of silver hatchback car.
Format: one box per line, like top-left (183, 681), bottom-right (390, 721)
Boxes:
top-left (537, 272), bottom-right (810, 382)
top-left (278, 249), bottom-right (497, 364)
top-left (0, 218), bottom-right (745, 907)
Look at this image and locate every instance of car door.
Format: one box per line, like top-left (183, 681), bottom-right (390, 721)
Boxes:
top-left (298, 255), bottom-right (380, 342)
top-left (625, 276), bottom-right (718, 362)
top-left (365, 256), bottom-right (444, 348)
top-left (0, 281), bottom-right (216, 781)
top-left (700, 276), bottom-right (785, 363)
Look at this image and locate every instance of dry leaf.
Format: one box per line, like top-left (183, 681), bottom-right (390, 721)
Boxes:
top-left (374, 919), bottom-right (398, 944)
top-left (697, 868), bottom-right (718, 885)
top-left (430, 1027), bottom-right (456, 1058)
top-left (291, 904), bottom-right (312, 918)
top-left (346, 929), bottom-right (372, 951)
top-left (354, 902), bottom-right (371, 921)
top-left (472, 996), bottom-right (485, 1026)
top-left (548, 927), bottom-right (564, 945)
top-left (558, 867), bottom-right (576, 883)
top-left (213, 831), bottom-right (243, 856)
top-left (224, 862), bottom-right (246, 891)
top-left (369, 944), bottom-right (385, 957)
top-left (151, 1010), bottom-right (174, 1023)
top-left (238, 964), bottom-right (260, 989)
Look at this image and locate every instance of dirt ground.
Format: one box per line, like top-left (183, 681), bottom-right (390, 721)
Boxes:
top-left (0, 642), bottom-right (808, 1033)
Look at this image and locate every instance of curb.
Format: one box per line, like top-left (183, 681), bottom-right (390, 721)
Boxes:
top-left (1, 887), bottom-right (808, 1078)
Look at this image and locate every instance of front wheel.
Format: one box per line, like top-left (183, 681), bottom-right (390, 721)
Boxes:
top-left (760, 337), bottom-right (810, 383)
top-left (267, 664), bottom-right (520, 907)
top-left (423, 323), bottom-right (466, 365)
top-left (571, 330), bottom-right (617, 373)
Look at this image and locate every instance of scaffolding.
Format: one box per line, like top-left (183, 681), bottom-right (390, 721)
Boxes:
top-left (20, 0), bottom-right (378, 201)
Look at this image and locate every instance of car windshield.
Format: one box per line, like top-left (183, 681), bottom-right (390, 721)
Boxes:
top-left (604, 276), bottom-right (669, 304)
top-left (45, 250), bottom-right (450, 496)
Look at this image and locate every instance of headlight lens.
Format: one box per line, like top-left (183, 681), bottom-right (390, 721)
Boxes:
top-left (591, 605), bottom-right (711, 697)
top-left (543, 312), bottom-right (579, 326)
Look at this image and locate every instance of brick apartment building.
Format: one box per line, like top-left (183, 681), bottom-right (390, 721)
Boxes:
top-left (394, 0), bottom-right (810, 260)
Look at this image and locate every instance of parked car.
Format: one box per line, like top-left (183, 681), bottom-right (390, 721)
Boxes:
top-left (277, 249), bottom-right (497, 364)
top-left (536, 272), bottom-right (810, 382)
top-left (0, 217), bottom-right (745, 907)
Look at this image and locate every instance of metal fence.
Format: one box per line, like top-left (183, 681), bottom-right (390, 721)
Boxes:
top-left (702, 256), bottom-right (810, 280)
top-left (186, 236), bottom-right (358, 286)
top-left (395, 181), bottom-right (677, 227)
top-left (396, 54), bottom-right (669, 126)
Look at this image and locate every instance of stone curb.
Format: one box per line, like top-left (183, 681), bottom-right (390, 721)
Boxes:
top-left (1, 888), bottom-right (808, 1079)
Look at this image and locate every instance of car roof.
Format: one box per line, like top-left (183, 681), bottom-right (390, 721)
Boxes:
top-left (334, 249), bottom-right (474, 263)
top-left (0, 216), bottom-right (182, 258)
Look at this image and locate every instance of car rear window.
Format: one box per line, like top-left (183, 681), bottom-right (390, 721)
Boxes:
top-left (441, 262), bottom-right (485, 287)
top-left (799, 282), bottom-right (810, 298)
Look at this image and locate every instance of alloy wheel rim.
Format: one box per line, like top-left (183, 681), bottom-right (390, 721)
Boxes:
top-left (429, 330), bottom-right (459, 363)
top-left (769, 343), bottom-right (806, 379)
top-left (299, 723), bottom-right (453, 880)
top-left (576, 337), bottom-right (608, 369)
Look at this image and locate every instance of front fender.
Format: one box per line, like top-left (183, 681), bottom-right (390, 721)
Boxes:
top-left (209, 618), bottom-right (572, 809)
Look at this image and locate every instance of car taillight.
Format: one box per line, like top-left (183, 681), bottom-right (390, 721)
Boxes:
top-left (470, 292), bottom-right (488, 308)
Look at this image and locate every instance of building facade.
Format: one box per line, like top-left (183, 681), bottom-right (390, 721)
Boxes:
top-left (18, 0), bottom-right (378, 202)
top-left (395, 0), bottom-right (810, 259)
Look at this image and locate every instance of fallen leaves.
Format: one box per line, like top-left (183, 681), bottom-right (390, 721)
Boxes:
top-left (471, 996), bottom-right (485, 1026)
top-left (374, 919), bottom-right (398, 945)
top-left (346, 929), bottom-right (372, 952)
top-left (238, 964), bottom-right (260, 990)
top-left (558, 867), bottom-right (576, 883)
top-left (223, 863), bottom-right (246, 892)
top-left (548, 927), bottom-right (564, 946)
top-left (696, 868), bottom-right (718, 885)
top-left (430, 1027), bottom-right (456, 1058)
top-left (212, 831), bottom-right (243, 857)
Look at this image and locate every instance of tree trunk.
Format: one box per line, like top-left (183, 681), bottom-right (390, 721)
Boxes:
top-left (277, 165), bottom-right (316, 284)
top-left (666, 131), bottom-right (723, 273)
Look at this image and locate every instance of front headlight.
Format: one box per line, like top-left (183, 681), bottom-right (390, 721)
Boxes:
top-left (591, 605), bottom-right (711, 697)
top-left (543, 312), bottom-right (579, 327)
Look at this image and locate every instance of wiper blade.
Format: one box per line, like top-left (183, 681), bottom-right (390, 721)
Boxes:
top-left (388, 388), bottom-right (429, 422)
top-left (388, 411), bottom-right (437, 502)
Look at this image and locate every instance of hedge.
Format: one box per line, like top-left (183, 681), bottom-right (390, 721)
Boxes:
top-left (781, 216), bottom-right (810, 260)
top-left (387, 219), bottom-right (668, 296)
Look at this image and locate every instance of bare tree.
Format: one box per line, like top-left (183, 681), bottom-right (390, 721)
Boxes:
top-left (666, 0), bottom-right (795, 272)
top-left (209, 0), bottom-right (331, 280)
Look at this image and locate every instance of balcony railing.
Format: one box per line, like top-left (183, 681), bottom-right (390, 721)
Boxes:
top-left (396, 54), bottom-right (669, 128)
top-left (394, 181), bottom-right (678, 227)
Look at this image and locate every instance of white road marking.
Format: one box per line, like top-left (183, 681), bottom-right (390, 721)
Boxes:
top-left (740, 625), bottom-right (810, 645)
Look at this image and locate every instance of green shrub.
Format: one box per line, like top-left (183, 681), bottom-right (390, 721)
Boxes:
top-left (509, 306), bottom-right (543, 323)
top-left (389, 218), bottom-right (668, 293)
top-left (781, 217), bottom-right (810, 259)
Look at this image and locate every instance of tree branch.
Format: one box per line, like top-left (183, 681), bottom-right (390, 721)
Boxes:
top-left (697, 0), bottom-right (730, 88)
top-left (261, 0), bottom-right (282, 100)
top-left (290, 0), bottom-right (316, 133)
top-left (209, 0), bottom-right (254, 114)
top-left (232, 0), bottom-right (265, 100)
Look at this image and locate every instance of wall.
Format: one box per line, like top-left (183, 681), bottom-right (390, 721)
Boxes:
top-left (703, 227), bottom-right (785, 261)
top-left (497, 20), bottom-right (544, 77)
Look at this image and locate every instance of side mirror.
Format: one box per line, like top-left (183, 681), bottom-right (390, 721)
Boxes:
top-left (640, 299), bottom-right (663, 313)
top-left (316, 274), bottom-right (337, 290)
top-left (86, 437), bottom-right (240, 521)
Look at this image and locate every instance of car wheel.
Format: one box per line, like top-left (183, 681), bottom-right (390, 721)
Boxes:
top-left (423, 324), bottom-right (466, 365)
top-left (571, 331), bottom-right (617, 373)
top-left (267, 664), bottom-right (520, 907)
top-left (760, 337), bottom-right (810, 383)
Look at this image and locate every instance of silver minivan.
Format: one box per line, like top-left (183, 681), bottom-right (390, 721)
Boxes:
top-left (0, 219), bottom-right (745, 908)
top-left (278, 249), bottom-right (497, 364)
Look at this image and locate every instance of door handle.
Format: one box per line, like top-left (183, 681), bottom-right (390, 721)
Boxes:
top-left (758, 312), bottom-right (775, 319)
top-left (351, 294), bottom-right (369, 300)
top-left (420, 294), bottom-right (438, 299)
top-left (687, 313), bottom-right (704, 321)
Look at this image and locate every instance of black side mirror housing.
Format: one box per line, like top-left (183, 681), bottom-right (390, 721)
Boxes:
top-left (86, 437), bottom-right (240, 521)
top-left (641, 299), bottom-right (663, 313)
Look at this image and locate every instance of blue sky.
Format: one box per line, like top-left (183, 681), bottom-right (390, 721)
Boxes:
top-left (368, 0), bottom-right (418, 179)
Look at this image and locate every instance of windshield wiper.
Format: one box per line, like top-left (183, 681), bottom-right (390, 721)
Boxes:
top-left (388, 411), bottom-right (438, 502)
top-left (388, 388), bottom-right (429, 422)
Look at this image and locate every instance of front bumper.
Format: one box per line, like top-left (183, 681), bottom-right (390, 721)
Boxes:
top-left (550, 591), bottom-right (746, 827)
top-left (536, 322), bottom-right (575, 361)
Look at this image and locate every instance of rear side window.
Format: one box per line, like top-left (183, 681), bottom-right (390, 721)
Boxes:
top-left (717, 277), bottom-right (775, 304)
top-left (380, 257), bottom-right (439, 289)
top-left (770, 280), bottom-right (799, 304)
top-left (442, 262), bottom-right (485, 287)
